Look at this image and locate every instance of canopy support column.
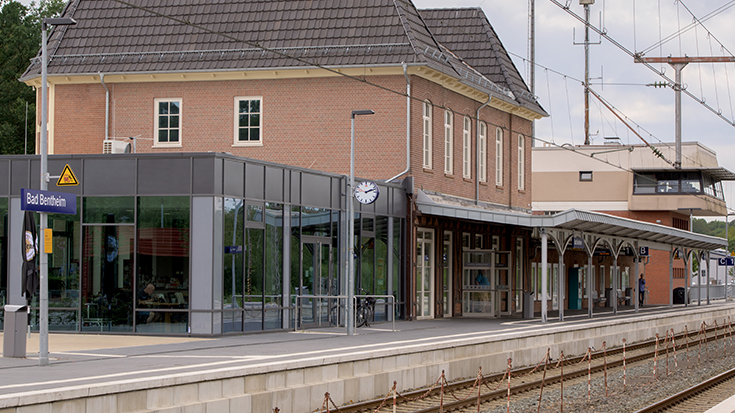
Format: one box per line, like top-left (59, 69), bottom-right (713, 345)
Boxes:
top-left (541, 229), bottom-right (548, 324)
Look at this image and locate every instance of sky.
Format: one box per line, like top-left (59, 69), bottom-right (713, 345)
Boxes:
top-left (17, 0), bottom-right (735, 215)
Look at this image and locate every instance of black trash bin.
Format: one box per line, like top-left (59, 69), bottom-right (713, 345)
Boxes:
top-left (673, 287), bottom-right (686, 304)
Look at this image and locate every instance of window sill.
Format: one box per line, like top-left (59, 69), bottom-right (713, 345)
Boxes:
top-left (444, 173), bottom-right (454, 179)
top-left (233, 142), bottom-right (263, 147)
top-left (518, 189), bottom-right (526, 194)
top-left (479, 181), bottom-right (488, 186)
top-left (153, 143), bottom-right (183, 149)
top-left (495, 185), bottom-right (504, 190)
top-left (463, 178), bottom-right (473, 183)
top-left (423, 168), bottom-right (433, 174)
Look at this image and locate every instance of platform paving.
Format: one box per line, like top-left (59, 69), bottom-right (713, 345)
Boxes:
top-left (0, 302), bottom-right (733, 412)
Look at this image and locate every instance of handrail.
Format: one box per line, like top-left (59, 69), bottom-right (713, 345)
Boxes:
top-left (292, 294), bottom-right (397, 333)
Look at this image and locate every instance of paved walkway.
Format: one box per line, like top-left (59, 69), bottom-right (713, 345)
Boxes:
top-left (0, 303), bottom-right (728, 398)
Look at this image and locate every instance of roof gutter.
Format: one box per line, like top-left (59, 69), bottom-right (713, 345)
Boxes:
top-left (99, 72), bottom-right (109, 141)
top-left (387, 62), bottom-right (411, 183)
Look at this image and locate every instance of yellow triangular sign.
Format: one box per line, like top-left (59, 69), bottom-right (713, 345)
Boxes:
top-left (57, 164), bottom-right (79, 186)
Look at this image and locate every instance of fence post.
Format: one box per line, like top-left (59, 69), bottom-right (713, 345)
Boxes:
top-left (507, 358), bottom-right (512, 413)
top-left (587, 347), bottom-right (592, 402)
top-left (477, 367), bottom-right (483, 413)
top-left (623, 339), bottom-right (626, 390)
top-left (537, 349), bottom-right (550, 413)
top-left (603, 341), bottom-right (608, 397)
top-left (560, 351), bottom-right (564, 413)
top-left (654, 334), bottom-right (659, 380)
top-left (440, 371), bottom-right (445, 413)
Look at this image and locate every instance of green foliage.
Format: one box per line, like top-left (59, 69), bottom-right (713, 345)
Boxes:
top-left (693, 217), bottom-right (735, 252)
top-left (0, 0), bottom-right (66, 155)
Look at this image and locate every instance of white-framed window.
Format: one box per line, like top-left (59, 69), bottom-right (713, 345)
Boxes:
top-left (518, 134), bottom-right (525, 190)
top-left (495, 127), bottom-right (503, 186)
top-left (234, 96), bottom-right (262, 146)
top-left (462, 117), bottom-right (471, 178)
top-left (444, 110), bottom-right (453, 174)
top-left (423, 101), bottom-right (433, 169)
top-left (154, 98), bottom-right (181, 147)
top-left (479, 122), bottom-right (487, 182)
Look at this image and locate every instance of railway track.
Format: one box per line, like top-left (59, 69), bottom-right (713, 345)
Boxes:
top-left (323, 324), bottom-right (731, 413)
top-left (634, 366), bottom-right (735, 413)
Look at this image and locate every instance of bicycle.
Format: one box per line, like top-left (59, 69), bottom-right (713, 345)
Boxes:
top-left (356, 289), bottom-right (376, 328)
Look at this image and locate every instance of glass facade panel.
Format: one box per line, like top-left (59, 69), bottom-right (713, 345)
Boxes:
top-left (136, 196), bottom-right (190, 333)
top-left (81, 225), bottom-right (134, 332)
top-left (264, 203), bottom-right (283, 330)
top-left (302, 207), bottom-right (330, 237)
top-left (244, 227), bottom-right (264, 331)
top-left (48, 203), bottom-right (80, 310)
top-left (223, 198), bottom-right (244, 333)
top-left (0, 199), bottom-right (7, 328)
top-left (83, 197), bottom-right (135, 224)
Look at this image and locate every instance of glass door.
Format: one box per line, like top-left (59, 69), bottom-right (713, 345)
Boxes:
top-left (462, 249), bottom-right (494, 317)
top-left (496, 251), bottom-right (512, 316)
top-left (442, 232), bottom-right (452, 317)
top-left (299, 236), bottom-right (332, 328)
top-left (416, 229), bottom-right (434, 319)
top-left (81, 225), bottom-right (134, 332)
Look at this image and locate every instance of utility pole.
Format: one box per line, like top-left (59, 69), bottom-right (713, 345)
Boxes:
top-left (634, 56), bottom-right (735, 169)
top-left (530, 0), bottom-right (536, 146)
top-left (582, 0), bottom-right (593, 145)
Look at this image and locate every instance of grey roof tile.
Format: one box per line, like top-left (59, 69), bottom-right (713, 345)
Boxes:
top-left (21, 0), bottom-right (543, 116)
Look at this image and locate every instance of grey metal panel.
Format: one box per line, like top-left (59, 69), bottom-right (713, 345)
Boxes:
top-left (190, 312), bottom-right (212, 336)
top-left (82, 158), bottom-right (136, 196)
top-left (191, 197), bottom-right (214, 312)
top-left (213, 158), bottom-right (223, 196)
top-left (331, 178), bottom-right (341, 210)
top-left (265, 166), bottom-right (284, 202)
top-left (212, 197), bottom-right (224, 311)
top-left (0, 161), bottom-right (9, 196)
top-left (375, 184), bottom-right (389, 215)
top-left (47, 158), bottom-right (82, 194)
top-left (283, 170), bottom-right (290, 204)
top-left (245, 163), bottom-right (264, 200)
top-left (138, 158), bottom-right (191, 195)
top-left (8, 198), bottom-right (23, 305)
top-left (301, 173), bottom-right (331, 208)
top-left (11, 159), bottom-right (31, 194)
top-left (192, 157), bottom-right (217, 196)
top-left (290, 172), bottom-right (301, 205)
top-left (392, 188), bottom-right (407, 217)
top-left (223, 160), bottom-right (244, 198)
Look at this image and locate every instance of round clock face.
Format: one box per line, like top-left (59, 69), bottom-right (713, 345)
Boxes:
top-left (354, 180), bottom-right (380, 205)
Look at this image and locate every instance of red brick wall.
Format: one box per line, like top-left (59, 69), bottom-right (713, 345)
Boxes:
top-left (51, 74), bottom-right (534, 210)
top-left (598, 209), bottom-right (689, 304)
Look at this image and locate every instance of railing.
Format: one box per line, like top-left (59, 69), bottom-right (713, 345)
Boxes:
top-left (689, 285), bottom-right (732, 302)
top-left (292, 294), bottom-right (397, 333)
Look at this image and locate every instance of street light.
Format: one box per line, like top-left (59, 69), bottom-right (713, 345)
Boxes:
top-left (39, 16), bottom-right (76, 366)
top-left (347, 110), bottom-right (374, 336)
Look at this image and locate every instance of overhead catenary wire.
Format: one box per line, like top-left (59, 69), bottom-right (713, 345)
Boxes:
top-left (100, 0), bottom-right (734, 213)
top-left (547, 0), bottom-right (735, 129)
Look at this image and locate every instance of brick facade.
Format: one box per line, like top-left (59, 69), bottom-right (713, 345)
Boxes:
top-left (49, 74), bottom-right (533, 211)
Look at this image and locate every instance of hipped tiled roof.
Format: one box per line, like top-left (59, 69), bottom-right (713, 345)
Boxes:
top-left (21, 0), bottom-right (544, 115)
top-left (420, 8), bottom-right (545, 115)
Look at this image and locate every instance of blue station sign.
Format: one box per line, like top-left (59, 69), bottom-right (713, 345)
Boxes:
top-left (718, 257), bottom-right (735, 266)
top-left (21, 188), bottom-right (76, 215)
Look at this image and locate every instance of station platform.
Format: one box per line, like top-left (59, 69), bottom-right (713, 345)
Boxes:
top-left (0, 302), bottom-right (733, 413)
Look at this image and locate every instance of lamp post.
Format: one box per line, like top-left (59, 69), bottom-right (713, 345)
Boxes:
top-left (39, 17), bottom-right (76, 366)
top-left (726, 213), bottom-right (735, 300)
top-left (347, 110), bottom-right (374, 336)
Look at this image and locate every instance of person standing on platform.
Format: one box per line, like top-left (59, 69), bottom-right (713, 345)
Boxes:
top-left (638, 274), bottom-right (646, 306)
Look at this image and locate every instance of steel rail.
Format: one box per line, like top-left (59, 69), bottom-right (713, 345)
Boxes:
top-left (329, 324), bottom-right (728, 413)
top-left (633, 365), bottom-right (735, 413)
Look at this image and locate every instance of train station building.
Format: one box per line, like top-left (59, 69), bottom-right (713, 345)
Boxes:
top-left (1, 0), bottom-right (727, 336)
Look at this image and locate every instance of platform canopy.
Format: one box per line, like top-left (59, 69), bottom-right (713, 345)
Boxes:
top-left (416, 196), bottom-right (726, 251)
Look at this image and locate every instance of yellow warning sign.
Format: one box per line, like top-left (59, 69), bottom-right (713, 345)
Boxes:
top-left (44, 228), bottom-right (53, 254)
top-left (57, 164), bottom-right (79, 186)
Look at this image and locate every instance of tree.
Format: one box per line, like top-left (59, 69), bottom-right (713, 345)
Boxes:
top-left (0, 0), bottom-right (65, 155)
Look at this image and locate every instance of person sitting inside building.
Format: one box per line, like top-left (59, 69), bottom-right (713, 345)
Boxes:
top-left (138, 283), bottom-right (159, 323)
